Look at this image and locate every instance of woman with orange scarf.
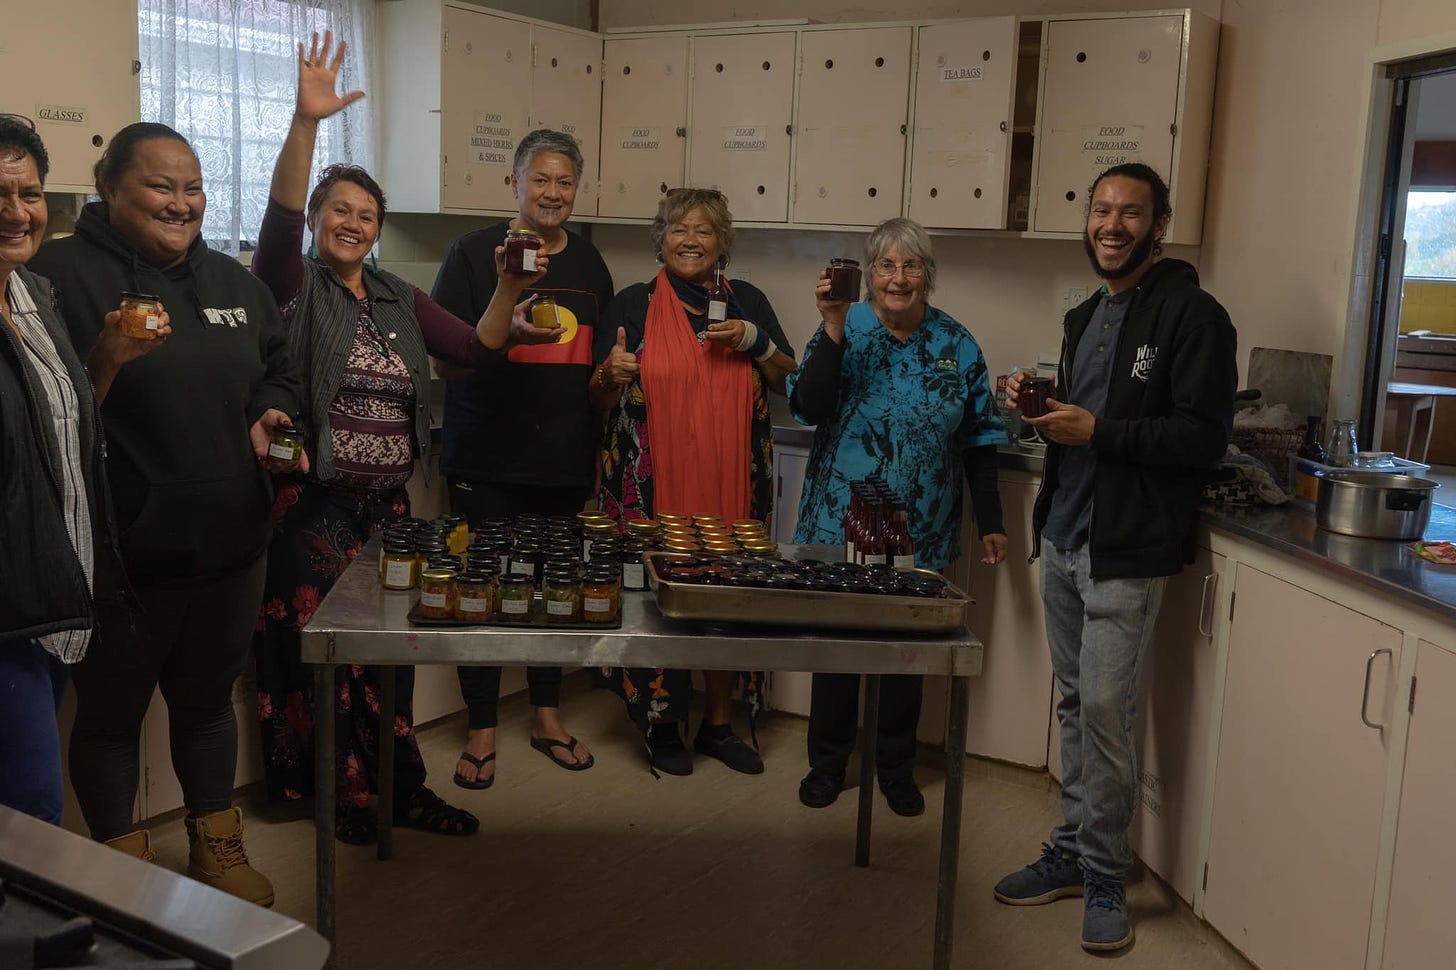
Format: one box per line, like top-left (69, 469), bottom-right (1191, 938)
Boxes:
top-left (590, 189), bottom-right (795, 776)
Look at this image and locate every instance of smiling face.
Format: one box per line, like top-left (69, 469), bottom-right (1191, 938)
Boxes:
top-left (660, 206), bottom-right (722, 284)
top-left (311, 180), bottom-right (379, 271)
top-left (512, 151), bottom-right (577, 234)
top-left (1083, 175), bottom-right (1167, 289)
top-left (103, 137), bottom-right (204, 269)
top-left (0, 152), bottom-right (46, 279)
top-left (868, 243), bottom-right (928, 322)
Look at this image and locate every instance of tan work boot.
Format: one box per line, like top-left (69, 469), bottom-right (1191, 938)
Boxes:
top-left (184, 807), bottom-right (275, 908)
top-left (103, 829), bottom-right (156, 863)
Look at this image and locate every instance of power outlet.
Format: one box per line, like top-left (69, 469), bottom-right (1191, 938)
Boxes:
top-left (1061, 285), bottom-right (1088, 313)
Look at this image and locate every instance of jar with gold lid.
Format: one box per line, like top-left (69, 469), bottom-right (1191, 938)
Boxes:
top-left (418, 568), bottom-right (458, 620)
top-left (504, 227), bottom-right (544, 275)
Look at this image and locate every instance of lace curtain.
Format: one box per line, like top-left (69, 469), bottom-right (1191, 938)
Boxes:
top-left (139, 0), bottom-right (375, 255)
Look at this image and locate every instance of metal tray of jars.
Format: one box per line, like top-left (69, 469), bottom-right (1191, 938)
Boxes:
top-left (406, 595), bottom-right (623, 631)
top-left (645, 552), bottom-right (970, 635)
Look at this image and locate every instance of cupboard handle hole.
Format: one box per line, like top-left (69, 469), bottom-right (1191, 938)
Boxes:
top-left (586, 63), bottom-right (592, 74)
top-left (623, 65), bottom-right (631, 75)
top-left (1076, 52), bottom-right (1087, 63)
top-left (763, 61), bottom-right (771, 70)
top-left (825, 59), bottom-right (834, 69)
top-left (660, 183), bottom-right (668, 194)
top-left (875, 56), bottom-right (885, 67)
top-left (505, 176), bottom-right (513, 186)
top-left (982, 49), bottom-right (991, 61)
top-left (757, 185), bottom-right (766, 195)
top-left (1065, 190), bottom-right (1076, 201)
top-left (716, 63), bottom-right (724, 73)
top-left (551, 57), bottom-right (558, 67)
top-left (974, 187), bottom-right (982, 199)
top-left (930, 188), bottom-right (938, 199)
top-left (867, 187), bottom-right (877, 198)
top-left (92, 134), bottom-right (104, 147)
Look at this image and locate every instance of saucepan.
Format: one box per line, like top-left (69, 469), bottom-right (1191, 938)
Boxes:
top-left (1315, 472), bottom-right (1438, 540)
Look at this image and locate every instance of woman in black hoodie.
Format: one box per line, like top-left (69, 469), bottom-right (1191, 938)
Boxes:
top-left (29, 122), bottom-right (303, 908)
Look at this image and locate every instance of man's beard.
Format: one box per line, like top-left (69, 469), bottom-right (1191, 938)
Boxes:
top-left (1083, 226), bottom-right (1158, 280)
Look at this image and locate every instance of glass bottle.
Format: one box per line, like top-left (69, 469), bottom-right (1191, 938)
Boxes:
top-left (861, 494), bottom-right (887, 566)
top-left (1298, 416), bottom-right (1327, 463)
top-left (706, 260), bottom-right (729, 324)
top-left (886, 503), bottom-right (915, 570)
top-left (1326, 418), bottom-right (1359, 468)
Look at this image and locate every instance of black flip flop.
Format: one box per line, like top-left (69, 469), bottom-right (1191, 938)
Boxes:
top-left (530, 735), bottom-right (595, 771)
top-left (453, 750), bottom-right (496, 790)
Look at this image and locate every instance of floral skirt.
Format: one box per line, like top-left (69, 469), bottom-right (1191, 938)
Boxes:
top-left (253, 477), bottom-right (426, 806)
top-left (595, 666), bottom-right (763, 740)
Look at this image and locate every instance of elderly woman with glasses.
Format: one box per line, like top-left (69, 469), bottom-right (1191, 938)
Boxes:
top-left (788, 217), bottom-right (1008, 818)
top-left (591, 188), bottom-right (796, 776)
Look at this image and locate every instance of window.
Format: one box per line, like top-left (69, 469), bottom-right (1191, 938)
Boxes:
top-left (138, 0), bottom-right (374, 255)
top-left (1405, 190), bottom-right (1456, 280)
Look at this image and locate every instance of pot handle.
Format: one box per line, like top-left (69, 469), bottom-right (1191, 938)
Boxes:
top-left (1385, 489), bottom-right (1429, 512)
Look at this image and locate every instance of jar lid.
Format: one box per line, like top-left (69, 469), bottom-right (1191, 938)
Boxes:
top-left (506, 227), bottom-right (541, 239)
top-left (829, 257), bottom-right (860, 267)
top-left (121, 290), bottom-right (162, 302)
top-left (272, 425), bottom-right (304, 440)
top-left (382, 540), bottom-right (414, 553)
top-left (420, 568), bottom-right (457, 582)
top-left (499, 572), bottom-right (533, 585)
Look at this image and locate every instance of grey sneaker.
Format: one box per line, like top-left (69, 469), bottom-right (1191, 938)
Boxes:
top-left (1082, 870), bottom-right (1132, 951)
top-left (993, 843), bottom-right (1084, 905)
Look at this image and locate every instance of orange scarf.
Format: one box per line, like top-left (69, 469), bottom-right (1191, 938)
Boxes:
top-left (640, 268), bottom-right (753, 521)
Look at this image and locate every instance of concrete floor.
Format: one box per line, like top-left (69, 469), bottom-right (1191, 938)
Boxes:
top-left (145, 676), bottom-right (1255, 970)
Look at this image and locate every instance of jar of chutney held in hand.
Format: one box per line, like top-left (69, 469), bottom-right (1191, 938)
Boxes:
top-left (826, 258), bottom-right (862, 303)
top-left (504, 227), bottom-right (544, 275)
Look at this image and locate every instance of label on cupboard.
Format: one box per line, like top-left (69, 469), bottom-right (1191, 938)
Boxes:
top-left (469, 112), bottom-right (514, 166)
top-left (1080, 124), bottom-right (1144, 167)
top-left (619, 126), bottom-right (662, 151)
top-left (940, 66), bottom-right (983, 82)
top-left (721, 126), bottom-right (767, 151)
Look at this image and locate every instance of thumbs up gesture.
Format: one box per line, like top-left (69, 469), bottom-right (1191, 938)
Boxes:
top-left (602, 326), bottom-right (639, 387)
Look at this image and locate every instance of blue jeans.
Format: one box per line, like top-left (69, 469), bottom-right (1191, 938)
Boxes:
top-left (1040, 540), bottom-right (1167, 878)
top-left (0, 640), bottom-right (69, 824)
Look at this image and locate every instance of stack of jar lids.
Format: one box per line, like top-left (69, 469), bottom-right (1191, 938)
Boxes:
top-left (646, 513), bottom-right (774, 555)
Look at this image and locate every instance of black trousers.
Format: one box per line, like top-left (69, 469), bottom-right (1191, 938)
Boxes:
top-left (806, 673), bottom-right (923, 783)
top-left (70, 554), bottom-right (266, 842)
top-left (448, 477), bottom-right (589, 729)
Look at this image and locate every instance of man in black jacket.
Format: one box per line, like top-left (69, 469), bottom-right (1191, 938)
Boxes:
top-left (993, 163), bottom-right (1237, 952)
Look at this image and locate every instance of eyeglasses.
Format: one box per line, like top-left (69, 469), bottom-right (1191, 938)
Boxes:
top-left (871, 259), bottom-right (926, 279)
top-left (0, 113), bottom-right (36, 131)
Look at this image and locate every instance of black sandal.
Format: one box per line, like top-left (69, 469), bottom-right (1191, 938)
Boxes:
top-left (453, 751), bottom-right (496, 790)
top-left (335, 804), bottom-right (379, 845)
top-left (394, 786), bottom-right (479, 836)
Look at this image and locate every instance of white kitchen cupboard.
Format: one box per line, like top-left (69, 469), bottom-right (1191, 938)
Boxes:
top-left (1127, 546), bottom-right (1226, 906)
top-left (1201, 563), bottom-right (1401, 970)
top-left (919, 474), bottom-right (1053, 766)
top-left (1029, 10), bottom-right (1218, 245)
top-left (791, 27), bottom-right (912, 227)
top-left (1379, 639), bottom-right (1456, 970)
top-left (1, 0), bottom-right (138, 193)
top-left (377, 1), bottom-right (601, 215)
top-left (686, 32), bottom-right (797, 224)
top-left (906, 17), bottom-right (1020, 230)
top-left (599, 36), bottom-right (689, 218)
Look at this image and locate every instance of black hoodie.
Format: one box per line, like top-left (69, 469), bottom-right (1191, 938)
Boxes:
top-left (29, 203), bottom-right (302, 587)
top-left (1031, 258), bottom-right (1238, 579)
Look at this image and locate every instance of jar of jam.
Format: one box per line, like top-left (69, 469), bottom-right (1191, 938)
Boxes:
top-left (380, 539), bottom-right (419, 590)
top-left (582, 568), bottom-right (621, 624)
top-left (119, 291), bottom-right (163, 340)
top-left (266, 425), bottom-right (305, 473)
top-left (509, 543), bottom-right (542, 586)
top-left (497, 573), bottom-right (535, 622)
top-left (455, 573), bottom-right (496, 621)
top-left (621, 539), bottom-right (648, 590)
top-left (504, 227), bottom-right (544, 275)
top-left (542, 570), bottom-right (582, 622)
top-left (826, 258), bottom-right (862, 302)
top-left (531, 297), bottom-right (562, 329)
top-left (582, 520), bottom-right (619, 560)
top-left (626, 518), bottom-right (662, 538)
top-left (1018, 376), bottom-right (1056, 419)
top-left (418, 568), bottom-right (458, 620)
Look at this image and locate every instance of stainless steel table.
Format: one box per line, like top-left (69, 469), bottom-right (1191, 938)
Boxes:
top-left (302, 542), bottom-right (983, 970)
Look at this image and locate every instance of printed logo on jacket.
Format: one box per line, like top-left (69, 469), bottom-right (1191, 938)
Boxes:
top-left (1131, 343), bottom-right (1157, 381)
top-left (203, 307), bottom-right (249, 328)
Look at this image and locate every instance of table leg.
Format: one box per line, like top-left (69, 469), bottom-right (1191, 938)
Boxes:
top-left (855, 674), bottom-right (880, 868)
top-left (377, 666), bottom-right (396, 862)
top-left (314, 663), bottom-right (337, 964)
top-left (933, 675), bottom-right (971, 970)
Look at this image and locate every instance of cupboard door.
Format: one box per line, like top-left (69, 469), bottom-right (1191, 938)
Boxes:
top-left (1127, 548), bottom-right (1224, 905)
top-left (771, 445), bottom-right (809, 544)
top-left (440, 7), bottom-right (530, 212)
top-left (1382, 641), bottom-right (1456, 969)
top-left (792, 27), bottom-right (912, 226)
top-left (907, 17), bottom-right (1019, 229)
top-left (1031, 15), bottom-right (1182, 234)
top-left (687, 32), bottom-right (796, 223)
top-left (530, 25), bottom-right (603, 216)
top-left (600, 36), bottom-right (689, 218)
top-left (1202, 564), bottom-right (1398, 970)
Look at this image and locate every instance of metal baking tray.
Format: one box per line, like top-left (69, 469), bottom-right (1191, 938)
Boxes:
top-left (646, 552), bottom-right (970, 634)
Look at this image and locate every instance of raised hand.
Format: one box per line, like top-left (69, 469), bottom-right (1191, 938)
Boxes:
top-left (296, 30), bottom-right (364, 121)
top-left (815, 269), bottom-right (850, 342)
top-left (603, 326), bottom-right (639, 386)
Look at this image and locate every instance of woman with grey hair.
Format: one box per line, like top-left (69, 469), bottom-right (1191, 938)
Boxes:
top-left (591, 188), bottom-right (796, 776)
top-left (433, 126), bottom-right (615, 789)
top-left (788, 217), bottom-right (1008, 817)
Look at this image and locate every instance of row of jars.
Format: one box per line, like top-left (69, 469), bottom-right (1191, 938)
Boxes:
top-left (419, 562), bottom-right (622, 625)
